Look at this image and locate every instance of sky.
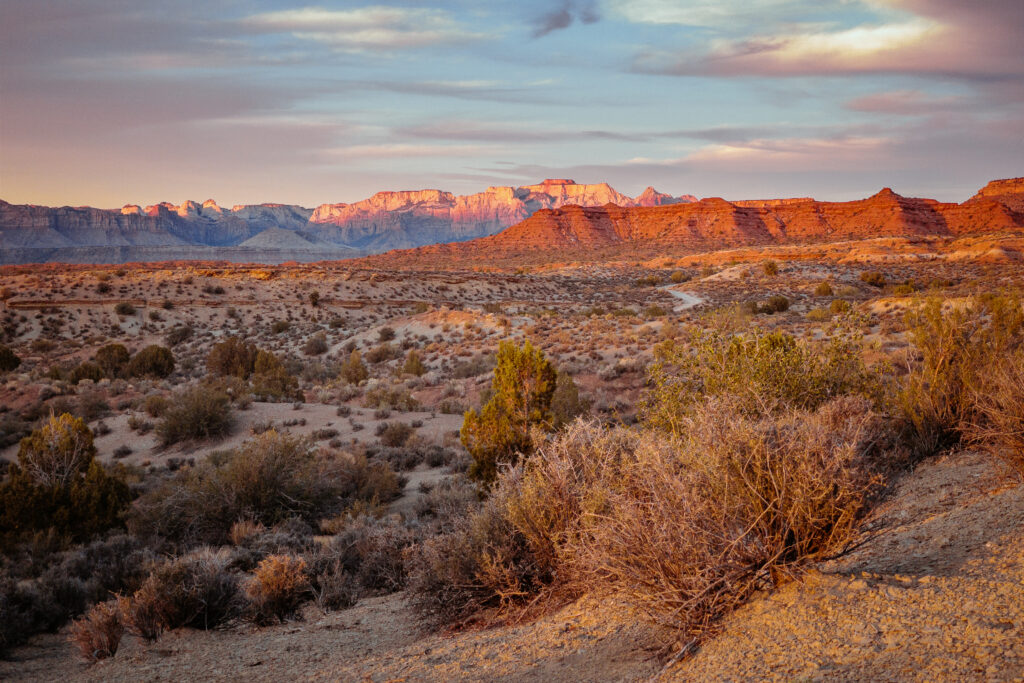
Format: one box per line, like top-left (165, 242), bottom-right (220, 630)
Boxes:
top-left (0, 0), bottom-right (1022, 208)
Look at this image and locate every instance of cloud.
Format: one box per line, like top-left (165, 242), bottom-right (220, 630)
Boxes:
top-left (532, 0), bottom-right (600, 38)
top-left (243, 6), bottom-right (483, 51)
top-left (325, 143), bottom-right (494, 160)
top-left (844, 90), bottom-right (965, 116)
top-left (397, 120), bottom-right (644, 142)
top-left (628, 0), bottom-right (1024, 80)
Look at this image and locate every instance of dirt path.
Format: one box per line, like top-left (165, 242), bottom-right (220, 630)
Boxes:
top-left (658, 285), bottom-right (704, 310)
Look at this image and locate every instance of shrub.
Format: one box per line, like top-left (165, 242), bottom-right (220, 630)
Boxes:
top-left (69, 362), bottom-right (104, 384)
top-left (165, 325), bottom-right (193, 347)
top-left (643, 329), bottom-right (877, 435)
top-left (95, 343), bottom-right (130, 378)
top-left (308, 291), bottom-right (320, 307)
top-left (127, 345), bottom-right (175, 379)
top-left (340, 350), bottom-right (369, 384)
top-left (762, 260), bottom-right (779, 276)
top-left (207, 336), bottom-right (258, 378)
top-left (251, 350), bottom-right (300, 400)
top-left (0, 414), bottom-right (130, 548)
top-left (860, 271), bottom-right (886, 288)
top-left (245, 555), bottom-right (309, 625)
top-left (271, 320), bottom-right (290, 334)
top-left (830, 299), bottom-right (852, 314)
top-left (156, 386), bottom-right (233, 446)
top-left (403, 349), bottom-right (427, 376)
top-left (814, 281), bottom-right (833, 296)
top-left (377, 422), bottom-right (414, 448)
top-left (461, 340), bottom-right (557, 484)
top-left (806, 307), bottom-right (831, 322)
top-left (899, 296), bottom-right (1024, 457)
top-left (69, 600), bottom-right (124, 661)
top-left (378, 327), bottom-right (396, 342)
top-left (969, 350), bottom-right (1024, 473)
top-left (670, 270), bottom-right (689, 283)
top-left (759, 295), bottom-right (790, 314)
top-left (576, 399), bottom-right (882, 633)
top-left (364, 386), bottom-right (419, 412)
top-left (550, 371), bottom-right (589, 428)
top-left (143, 394), bottom-right (170, 418)
top-left (365, 343), bottom-right (401, 364)
top-left (128, 432), bottom-right (398, 546)
top-left (113, 302), bottom-right (135, 316)
top-left (0, 344), bottom-right (22, 372)
top-left (303, 332), bottom-right (328, 356)
top-left (124, 549), bottom-right (241, 633)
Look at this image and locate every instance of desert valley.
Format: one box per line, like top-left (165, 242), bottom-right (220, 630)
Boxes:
top-left (4, 0), bottom-right (1024, 680)
top-left (1, 176), bottom-right (1023, 680)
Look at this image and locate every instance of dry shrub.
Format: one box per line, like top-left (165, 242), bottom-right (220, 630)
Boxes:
top-left (129, 433), bottom-right (400, 547)
top-left (969, 350), bottom-right (1024, 474)
top-left (156, 386), bottom-right (233, 447)
top-left (899, 296), bottom-right (1024, 457)
top-left (68, 600), bottom-right (124, 662)
top-left (245, 555), bottom-right (309, 625)
top-left (123, 548), bottom-right (241, 636)
top-left (579, 397), bottom-right (881, 634)
top-left (410, 401), bottom-right (884, 636)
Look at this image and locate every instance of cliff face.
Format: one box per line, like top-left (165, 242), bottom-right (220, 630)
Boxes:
top-left (304, 179), bottom-right (694, 251)
top-left (362, 179), bottom-right (1024, 266)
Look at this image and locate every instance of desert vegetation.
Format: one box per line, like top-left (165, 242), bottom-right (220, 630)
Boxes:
top-left (0, 258), bottom-right (1021, 678)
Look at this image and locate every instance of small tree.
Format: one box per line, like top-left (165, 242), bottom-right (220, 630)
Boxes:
top-left (340, 350), bottom-right (368, 385)
top-left (0, 414), bottom-right (130, 547)
top-left (207, 336), bottom-right (258, 378)
top-left (308, 291), bottom-right (320, 307)
top-left (95, 343), bottom-right (130, 378)
top-left (402, 349), bottom-right (426, 377)
top-left (550, 371), bottom-right (589, 428)
top-left (127, 345), bottom-right (175, 379)
top-left (461, 341), bottom-right (557, 484)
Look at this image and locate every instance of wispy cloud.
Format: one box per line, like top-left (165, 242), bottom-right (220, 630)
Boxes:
top-left (243, 6), bottom-right (484, 52)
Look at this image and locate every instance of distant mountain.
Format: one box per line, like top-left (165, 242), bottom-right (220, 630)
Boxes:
top-left (357, 178), bottom-right (1024, 268)
top-left (0, 180), bottom-right (695, 263)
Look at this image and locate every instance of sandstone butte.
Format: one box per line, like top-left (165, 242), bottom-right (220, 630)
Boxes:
top-left (358, 177), bottom-right (1024, 267)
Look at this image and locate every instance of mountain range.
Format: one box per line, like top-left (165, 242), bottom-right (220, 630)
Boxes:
top-left (356, 177), bottom-right (1024, 268)
top-left (0, 179), bottom-right (695, 264)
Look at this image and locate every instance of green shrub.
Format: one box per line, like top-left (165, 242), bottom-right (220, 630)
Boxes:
top-left (643, 329), bottom-right (876, 435)
top-left (113, 302), bottom-right (135, 316)
top-left (95, 344), bottom-right (130, 378)
top-left (0, 414), bottom-right (130, 549)
top-left (207, 336), bottom-right (258, 378)
top-left (550, 371), bottom-right (589, 428)
top-left (0, 345), bottom-right (21, 372)
top-left (461, 340), bottom-right (556, 484)
top-left (806, 307), bottom-right (831, 322)
top-left (364, 386), bottom-right (420, 412)
top-left (402, 349), bottom-right (427, 376)
top-left (143, 394), bottom-right (170, 418)
top-left (762, 260), bottom-right (779, 276)
top-left (155, 386), bottom-right (233, 446)
top-left (340, 350), bottom-right (369, 384)
top-left (69, 362), bottom-right (104, 384)
top-left (251, 350), bottom-right (300, 400)
top-left (814, 282), bottom-right (833, 296)
top-left (127, 345), bottom-right (175, 379)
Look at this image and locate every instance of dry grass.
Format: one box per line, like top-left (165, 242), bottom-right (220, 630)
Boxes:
top-left (68, 600), bottom-right (124, 662)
